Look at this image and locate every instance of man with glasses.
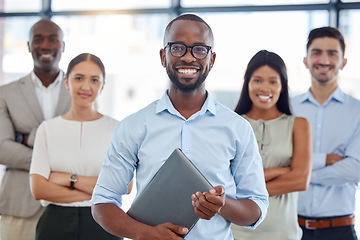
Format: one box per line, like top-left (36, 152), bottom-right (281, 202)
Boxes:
top-left (90, 14), bottom-right (268, 239)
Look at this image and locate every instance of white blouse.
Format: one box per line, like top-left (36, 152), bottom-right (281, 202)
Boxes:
top-left (30, 115), bottom-right (118, 207)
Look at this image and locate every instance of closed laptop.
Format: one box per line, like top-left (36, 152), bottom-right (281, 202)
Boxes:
top-left (127, 148), bottom-right (213, 234)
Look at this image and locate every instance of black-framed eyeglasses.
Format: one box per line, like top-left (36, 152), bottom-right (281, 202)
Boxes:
top-left (165, 42), bottom-right (212, 60)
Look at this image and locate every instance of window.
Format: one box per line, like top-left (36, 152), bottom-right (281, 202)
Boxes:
top-left (52, 0), bottom-right (170, 11)
top-left (0, 0), bottom-right (41, 12)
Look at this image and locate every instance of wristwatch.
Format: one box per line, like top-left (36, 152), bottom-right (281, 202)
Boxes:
top-left (69, 174), bottom-right (78, 190)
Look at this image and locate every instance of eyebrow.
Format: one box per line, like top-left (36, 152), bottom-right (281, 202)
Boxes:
top-left (74, 73), bottom-right (100, 78)
top-left (311, 48), bottom-right (339, 54)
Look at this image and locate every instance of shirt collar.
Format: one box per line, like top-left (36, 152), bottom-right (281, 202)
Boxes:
top-left (31, 71), bottom-right (63, 89)
top-left (299, 86), bottom-right (345, 105)
top-left (156, 90), bottom-right (216, 118)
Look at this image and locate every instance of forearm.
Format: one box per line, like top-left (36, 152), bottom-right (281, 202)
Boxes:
top-left (92, 203), bottom-right (187, 239)
top-left (0, 140), bottom-right (32, 170)
top-left (311, 157), bottom-right (360, 185)
top-left (49, 172), bottom-right (97, 195)
top-left (30, 174), bottom-right (91, 203)
top-left (264, 167), bottom-right (290, 182)
top-left (266, 168), bottom-right (310, 196)
top-left (92, 203), bottom-right (149, 239)
top-left (219, 198), bottom-right (261, 226)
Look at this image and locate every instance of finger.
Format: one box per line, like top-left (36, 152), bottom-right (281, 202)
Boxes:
top-left (165, 222), bottom-right (188, 235)
top-left (209, 185), bottom-right (225, 195)
top-left (204, 192), bottom-right (225, 206)
top-left (194, 193), bottom-right (217, 216)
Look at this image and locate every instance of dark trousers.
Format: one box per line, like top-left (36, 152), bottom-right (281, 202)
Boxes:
top-left (36, 204), bottom-right (122, 240)
top-left (301, 225), bottom-right (358, 240)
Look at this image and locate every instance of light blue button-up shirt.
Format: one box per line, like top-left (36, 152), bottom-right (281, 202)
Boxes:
top-left (91, 91), bottom-right (268, 240)
top-left (291, 87), bottom-right (360, 217)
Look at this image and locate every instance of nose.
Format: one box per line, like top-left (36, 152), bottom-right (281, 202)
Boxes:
top-left (180, 47), bottom-right (196, 63)
top-left (258, 83), bottom-right (271, 93)
top-left (40, 38), bottom-right (52, 50)
top-left (318, 53), bottom-right (331, 65)
top-left (80, 79), bottom-right (91, 91)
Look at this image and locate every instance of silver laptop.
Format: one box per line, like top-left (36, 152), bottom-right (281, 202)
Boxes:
top-left (127, 148), bottom-right (213, 235)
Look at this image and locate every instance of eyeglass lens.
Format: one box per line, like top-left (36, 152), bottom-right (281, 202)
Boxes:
top-left (170, 43), bottom-right (209, 59)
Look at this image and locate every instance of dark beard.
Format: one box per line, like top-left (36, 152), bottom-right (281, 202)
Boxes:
top-left (166, 67), bottom-right (208, 92)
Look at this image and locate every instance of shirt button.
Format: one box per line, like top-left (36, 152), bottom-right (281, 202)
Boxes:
top-left (185, 149), bottom-right (190, 153)
top-left (317, 124), bottom-right (321, 128)
top-left (185, 121), bottom-right (190, 125)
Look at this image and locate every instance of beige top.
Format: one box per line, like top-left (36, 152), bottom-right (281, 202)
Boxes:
top-left (232, 114), bottom-right (302, 240)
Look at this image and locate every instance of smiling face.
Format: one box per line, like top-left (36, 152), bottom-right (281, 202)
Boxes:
top-left (304, 37), bottom-right (347, 85)
top-left (64, 61), bottom-right (104, 108)
top-left (248, 65), bottom-right (282, 111)
top-left (27, 20), bottom-right (64, 74)
top-left (160, 20), bottom-right (215, 93)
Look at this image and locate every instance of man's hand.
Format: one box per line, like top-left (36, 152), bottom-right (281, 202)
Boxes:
top-left (191, 185), bottom-right (225, 220)
top-left (136, 222), bottom-right (188, 240)
top-left (326, 154), bottom-right (344, 166)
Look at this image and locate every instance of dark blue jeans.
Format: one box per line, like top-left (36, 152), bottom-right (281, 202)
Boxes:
top-left (301, 224), bottom-right (358, 240)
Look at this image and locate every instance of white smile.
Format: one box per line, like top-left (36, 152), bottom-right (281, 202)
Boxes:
top-left (258, 94), bottom-right (272, 102)
top-left (177, 68), bottom-right (198, 75)
top-left (39, 53), bottom-right (54, 61)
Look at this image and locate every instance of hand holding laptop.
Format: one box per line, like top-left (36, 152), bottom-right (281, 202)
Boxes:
top-left (191, 185), bottom-right (226, 220)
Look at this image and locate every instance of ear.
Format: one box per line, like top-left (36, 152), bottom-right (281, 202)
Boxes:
top-left (209, 52), bottom-right (216, 70)
top-left (303, 57), bottom-right (309, 68)
top-left (64, 76), bottom-right (69, 90)
top-left (99, 83), bottom-right (105, 94)
top-left (27, 42), bottom-right (31, 53)
top-left (160, 48), bottom-right (166, 68)
top-left (340, 57), bottom-right (347, 70)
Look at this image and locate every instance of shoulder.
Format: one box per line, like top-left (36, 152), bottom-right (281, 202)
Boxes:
top-left (121, 100), bottom-right (157, 124)
top-left (0, 75), bottom-right (32, 99)
top-left (293, 116), bottom-right (310, 133)
top-left (39, 116), bottom-right (63, 129)
top-left (214, 100), bottom-right (242, 119)
top-left (291, 93), bottom-right (306, 102)
top-left (0, 75), bottom-right (29, 90)
top-left (343, 92), bottom-right (360, 106)
top-left (100, 115), bottom-right (119, 128)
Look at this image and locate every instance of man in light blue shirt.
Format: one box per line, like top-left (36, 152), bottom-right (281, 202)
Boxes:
top-left (90, 14), bottom-right (268, 240)
top-left (292, 27), bottom-right (360, 240)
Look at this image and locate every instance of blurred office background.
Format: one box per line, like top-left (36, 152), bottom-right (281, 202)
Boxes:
top-left (0, 0), bottom-right (359, 237)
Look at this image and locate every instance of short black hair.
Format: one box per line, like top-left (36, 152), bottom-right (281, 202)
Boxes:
top-left (163, 14), bottom-right (214, 46)
top-left (306, 26), bottom-right (345, 56)
top-left (234, 50), bottom-right (291, 115)
top-left (66, 53), bottom-right (105, 82)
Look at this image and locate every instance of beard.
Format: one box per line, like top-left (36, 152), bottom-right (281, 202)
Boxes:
top-left (166, 65), bottom-right (209, 93)
top-left (310, 64), bottom-right (340, 84)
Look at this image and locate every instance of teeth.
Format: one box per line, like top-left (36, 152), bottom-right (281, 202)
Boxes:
top-left (258, 95), bottom-right (271, 101)
top-left (40, 54), bottom-right (53, 60)
top-left (178, 68), bottom-right (197, 74)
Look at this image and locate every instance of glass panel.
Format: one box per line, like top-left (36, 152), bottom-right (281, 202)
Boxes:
top-left (52, 14), bottom-right (171, 121)
top-left (195, 11), bottom-right (328, 109)
top-left (182, 0), bottom-right (329, 7)
top-left (1, 17), bottom-right (41, 85)
top-left (341, 0), bottom-right (360, 2)
top-left (339, 9), bottom-right (360, 99)
top-left (1, 0), bottom-right (41, 12)
top-left (52, 0), bottom-right (170, 11)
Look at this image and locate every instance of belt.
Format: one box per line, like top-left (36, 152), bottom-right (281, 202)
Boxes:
top-left (298, 215), bottom-right (355, 229)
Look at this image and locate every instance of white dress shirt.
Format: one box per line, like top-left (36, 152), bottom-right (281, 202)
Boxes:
top-left (31, 71), bottom-right (63, 121)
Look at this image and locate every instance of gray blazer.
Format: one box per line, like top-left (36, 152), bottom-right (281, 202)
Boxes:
top-left (0, 73), bottom-right (71, 217)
